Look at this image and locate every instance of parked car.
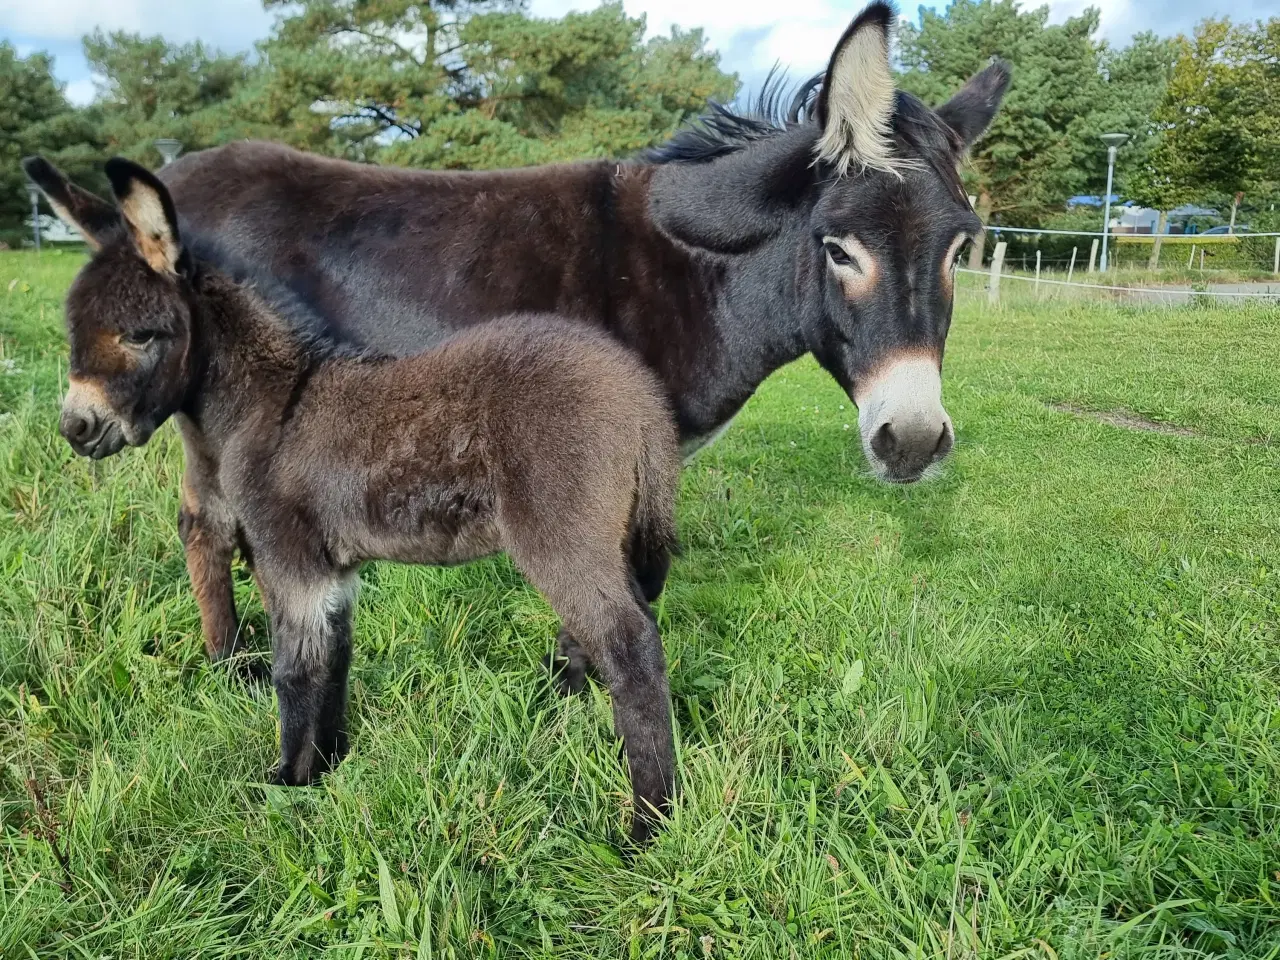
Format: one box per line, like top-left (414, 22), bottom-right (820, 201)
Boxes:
top-left (1200, 225), bottom-right (1252, 235)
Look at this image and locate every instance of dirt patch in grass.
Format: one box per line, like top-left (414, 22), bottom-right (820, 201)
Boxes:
top-left (1050, 403), bottom-right (1198, 437)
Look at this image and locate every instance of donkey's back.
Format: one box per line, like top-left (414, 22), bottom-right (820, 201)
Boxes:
top-left (161, 141), bottom-right (627, 357)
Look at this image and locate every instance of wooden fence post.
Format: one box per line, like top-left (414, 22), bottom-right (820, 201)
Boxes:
top-left (1067, 247), bottom-right (1078, 283)
top-left (1035, 250), bottom-right (1042, 297)
top-left (988, 241), bottom-right (1007, 306)
top-left (1273, 237), bottom-right (1279, 276)
top-left (1188, 245), bottom-right (1195, 270)
top-left (1088, 239), bottom-right (1099, 273)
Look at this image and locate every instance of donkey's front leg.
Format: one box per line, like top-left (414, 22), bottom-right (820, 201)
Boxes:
top-left (262, 570), bottom-right (358, 785)
top-left (178, 498), bottom-right (240, 662)
top-left (176, 426), bottom-right (245, 663)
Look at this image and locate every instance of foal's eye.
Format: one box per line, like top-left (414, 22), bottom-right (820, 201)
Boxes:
top-left (824, 241), bottom-right (856, 269)
top-left (121, 329), bottom-right (162, 347)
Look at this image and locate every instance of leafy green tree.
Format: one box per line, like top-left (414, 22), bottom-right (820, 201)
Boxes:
top-left (83, 30), bottom-right (260, 163)
top-left (1150, 18), bottom-right (1279, 206)
top-left (0, 42), bottom-right (102, 238)
top-left (242, 0), bottom-right (736, 165)
top-left (898, 1), bottom-right (1174, 263)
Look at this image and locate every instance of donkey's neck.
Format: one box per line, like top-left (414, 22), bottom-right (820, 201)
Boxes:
top-left (605, 168), bottom-right (811, 440)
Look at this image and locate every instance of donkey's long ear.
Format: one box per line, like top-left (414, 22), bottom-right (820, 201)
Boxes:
top-left (814, 2), bottom-right (898, 176)
top-left (104, 158), bottom-right (186, 276)
top-left (936, 60), bottom-right (1012, 151)
top-left (21, 156), bottom-right (120, 251)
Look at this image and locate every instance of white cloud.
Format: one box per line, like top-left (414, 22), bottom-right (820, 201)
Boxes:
top-left (65, 77), bottom-right (96, 105)
top-left (1046, 0), bottom-right (1279, 43)
top-left (7, 0), bottom-right (1272, 106)
top-left (529, 0), bottom-right (869, 82)
top-left (0, 0), bottom-right (273, 52)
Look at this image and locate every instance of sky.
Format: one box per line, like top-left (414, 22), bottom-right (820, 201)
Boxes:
top-left (2, 0), bottom-right (1278, 107)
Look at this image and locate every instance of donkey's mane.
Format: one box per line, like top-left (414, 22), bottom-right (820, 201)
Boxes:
top-left (647, 70), bottom-right (964, 198)
top-left (646, 70), bottom-right (822, 165)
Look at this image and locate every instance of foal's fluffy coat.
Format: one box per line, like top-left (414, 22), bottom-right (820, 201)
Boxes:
top-left (39, 156), bottom-right (681, 842)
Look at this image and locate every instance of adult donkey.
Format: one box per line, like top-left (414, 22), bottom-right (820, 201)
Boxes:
top-left (30, 3), bottom-right (1009, 674)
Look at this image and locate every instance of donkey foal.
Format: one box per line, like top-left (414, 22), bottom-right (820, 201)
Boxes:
top-left (50, 158), bottom-right (681, 842)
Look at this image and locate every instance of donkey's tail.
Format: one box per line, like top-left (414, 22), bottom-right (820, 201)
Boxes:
top-left (630, 423), bottom-right (681, 603)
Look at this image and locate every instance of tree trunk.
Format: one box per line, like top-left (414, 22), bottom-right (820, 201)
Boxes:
top-left (1148, 210), bottom-right (1167, 271)
top-left (969, 191), bottom-right (991, 270)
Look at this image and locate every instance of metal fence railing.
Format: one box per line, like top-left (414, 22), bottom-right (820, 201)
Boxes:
top-left (981, 225), bottom-right (1280, 280)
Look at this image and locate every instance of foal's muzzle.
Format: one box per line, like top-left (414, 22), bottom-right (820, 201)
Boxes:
top-left (60, 377), bottom-right (129, 459)
top-left (60, 407), bottom-right (127, 459)
top-left (856, 355), bottom-right (953, 484)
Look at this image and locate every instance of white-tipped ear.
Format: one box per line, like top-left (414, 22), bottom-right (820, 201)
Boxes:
top-left (104, 158), bottom-right (184, 275)
top-left (22, 156), bottom-right (120, 251)
top-left (815, 2), bottom-right (898, 177)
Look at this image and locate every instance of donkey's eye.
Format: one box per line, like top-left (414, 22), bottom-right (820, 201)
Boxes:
top-left (121, 329), bottom-right (162, 347)
top-left (824, 241), bottom-right (856, 269)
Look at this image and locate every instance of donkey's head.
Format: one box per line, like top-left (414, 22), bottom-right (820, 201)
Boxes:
top-left (23, 156), bottom-right (194, 459)
top-left (649, 2), bottom-right (1009, 483)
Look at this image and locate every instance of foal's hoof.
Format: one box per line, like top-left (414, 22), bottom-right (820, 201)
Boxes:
top-left (542, 652), bottom-right (589, 697)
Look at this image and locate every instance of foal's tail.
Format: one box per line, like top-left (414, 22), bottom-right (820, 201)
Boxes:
top-left (630, 422), bottom-right (681, 602)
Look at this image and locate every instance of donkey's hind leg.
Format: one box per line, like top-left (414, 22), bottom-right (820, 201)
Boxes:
top-left (259, 568), bottom-right (358, 786)
top-left (629, 524), bottom-right (673, 607)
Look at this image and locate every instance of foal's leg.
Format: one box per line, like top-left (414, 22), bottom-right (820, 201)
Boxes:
top-left (594, 602), bottom-right (676, 844)
top-left (519, 550), bottom-right (675, 843)
top-left (546, 531), bottom-right (672, 695)
top-left (259, 569), bottom-right (358, 785)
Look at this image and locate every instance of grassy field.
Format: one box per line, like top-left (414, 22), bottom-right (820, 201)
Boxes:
top-left (2, 248), bottom-right (1278, 958)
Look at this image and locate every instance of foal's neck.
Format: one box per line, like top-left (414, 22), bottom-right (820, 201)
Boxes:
top-left (184, 267), bottom-right (319, 442)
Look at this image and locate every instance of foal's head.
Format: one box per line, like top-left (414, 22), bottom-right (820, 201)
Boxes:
top-left (649, 2), bottom-right (1009, 483)
top-left (23, 157), bottom-right (193, 459)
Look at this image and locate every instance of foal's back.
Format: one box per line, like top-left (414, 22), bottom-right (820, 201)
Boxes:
top-left (268, 316), bottom-right (676, 570)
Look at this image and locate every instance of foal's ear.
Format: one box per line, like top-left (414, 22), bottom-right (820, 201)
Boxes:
top-left (936, 60), bottom-right (1012, 151)
top-left (814, 2), bottom-right (898, 176)
top-left (104, 157), bottom-right (186, 276)
top-left (21, 156), bottom-right (120, 251)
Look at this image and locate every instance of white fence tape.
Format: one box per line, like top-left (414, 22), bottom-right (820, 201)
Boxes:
top-left (956, 267), bottom-right (1280, 299)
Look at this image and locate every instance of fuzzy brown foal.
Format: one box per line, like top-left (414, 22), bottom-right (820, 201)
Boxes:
top-left (45, 158), bottom-right (681, 842)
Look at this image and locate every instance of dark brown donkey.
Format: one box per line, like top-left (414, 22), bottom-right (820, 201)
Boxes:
top-left (25, 3), bottom-right (1011, 684)
top-left (53, 158), bottom-right (680, 842)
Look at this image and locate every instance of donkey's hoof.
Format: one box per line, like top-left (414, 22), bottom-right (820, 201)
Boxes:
top-left (214, 653), bottom-right (271, 688)
top-left (542, 652), bottom-right (589, 697)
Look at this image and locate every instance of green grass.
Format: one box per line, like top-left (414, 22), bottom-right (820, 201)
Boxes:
top-left (2, 248), bottom-right (1279, 958)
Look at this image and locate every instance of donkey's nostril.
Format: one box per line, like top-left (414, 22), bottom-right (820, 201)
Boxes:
top-left (870, 422), bottom-right (896, 461)
top-left (60, 410), bottom-right (95, 443)
top-left (933, 424), bottom-right (953, 460)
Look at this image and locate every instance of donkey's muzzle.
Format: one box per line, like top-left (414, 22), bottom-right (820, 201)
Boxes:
top-left (856, 354), bottom-right (953, 484)
top-left (869, 417), bottom-right (953, 483)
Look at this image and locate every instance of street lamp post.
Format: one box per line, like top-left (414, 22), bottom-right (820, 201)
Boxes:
top-left (26, 182), bottom-right (41, 252)
top-left (1099, 133), bottom-right (1129, 272)
top-left (154, 139), bottom-right (183, 166)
